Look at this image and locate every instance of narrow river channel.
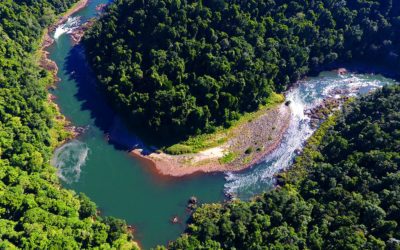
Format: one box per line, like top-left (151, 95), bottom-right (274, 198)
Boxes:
top-left (47, 1), bottom-right (399, 248)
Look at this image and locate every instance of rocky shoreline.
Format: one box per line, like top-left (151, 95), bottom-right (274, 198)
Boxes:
top-left (70, 19), bottom-right (95, 44)
top-left (39, 0), bottom-right (90, 139)
top-left (131, 104), bottom-right (291, 177)
top-left (70, 3), bottom-right (108, 44)
top-left (39, 0), bottom-right (89, 82)
top-left (38, 0), bottom-right (292, 178)
top-left (51, 0), bottom-right (90, 33)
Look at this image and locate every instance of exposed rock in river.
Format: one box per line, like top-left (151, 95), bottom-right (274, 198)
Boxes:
top-left (70, 19), bottom-right (95, 44)
top-left (304, 88), bottom-right (350, 128)
top-left (65, 125), bottom-right (88, 137)
top-left (187, 196), bottom-right (198, 211)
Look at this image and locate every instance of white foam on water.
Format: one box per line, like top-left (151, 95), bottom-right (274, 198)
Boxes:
top-left (54, 16), bottom-right (81, 40)
top-left (224, 72), bottom-right (397, 199)
top-left (51, 140), bottom-right (89, 184)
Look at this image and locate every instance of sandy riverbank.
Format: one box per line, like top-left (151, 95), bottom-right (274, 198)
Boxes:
top-left (131, 104), bottom-right (291, 177)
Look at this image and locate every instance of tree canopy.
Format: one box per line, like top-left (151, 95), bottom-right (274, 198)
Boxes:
top-left (0, 0), bottom-right (137, 248)
top-left (164, 85), bottom-right (400, 249)
top-left (84, 0), bottom-right (400, 141)
top-left (165, 86), bottom-right (400, 249)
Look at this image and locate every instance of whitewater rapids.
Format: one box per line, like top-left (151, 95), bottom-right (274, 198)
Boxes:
top-left (54, 16), bottom-right (81, 40)
top-left (224, 71), bottom-right (397, 199)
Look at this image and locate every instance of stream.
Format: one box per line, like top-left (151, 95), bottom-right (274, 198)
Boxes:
top-left (48, 1), bottom-right (399, 248)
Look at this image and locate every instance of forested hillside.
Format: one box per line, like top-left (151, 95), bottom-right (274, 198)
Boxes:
top-left (84, 0), bottom-right (400, 140)
top-left (164, 85), bottom-right (400, 249)
top-left (0, 0), bottom-right (137, 248)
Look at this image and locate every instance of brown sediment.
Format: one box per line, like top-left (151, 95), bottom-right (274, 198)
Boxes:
top-left (131, 104), bottom-right (291, 177)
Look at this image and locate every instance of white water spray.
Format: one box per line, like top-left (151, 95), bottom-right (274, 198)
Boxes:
top-left (54, 16), bottom-right (81, 40)
top-left (51, 140), bottom-right (89, 184)
top-left (224, 71), bottom-right (397, 199)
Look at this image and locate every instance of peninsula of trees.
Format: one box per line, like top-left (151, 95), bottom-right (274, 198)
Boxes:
top-left (0, 0), bottom-right (137, 248)
top-left (165, 84), bottom-right (400, 249)
top-left (84, 0), bottom-right (400, 141)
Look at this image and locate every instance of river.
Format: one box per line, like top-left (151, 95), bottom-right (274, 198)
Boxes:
top-left (47, 1), bottom-right (398, 249)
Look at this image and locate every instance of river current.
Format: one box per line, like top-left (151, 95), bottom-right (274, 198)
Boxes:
top-left (225, 72), bottom-right (397, 198)
top-left (48, 1), bottom-right (398, 248)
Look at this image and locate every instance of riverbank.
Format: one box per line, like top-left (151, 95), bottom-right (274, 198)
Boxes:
top-left (38, 1), bottom-right (140, 249)
top-left (39, 0), bottom-right (89, 73)
top-left (54, 0), bottom-right (90, 30)
top-left (39, 0), bottom-right (91, 141)
top-left (105, 68), bottom-right (388, 178)
top-left (131, 103), bottom-right (291, 177)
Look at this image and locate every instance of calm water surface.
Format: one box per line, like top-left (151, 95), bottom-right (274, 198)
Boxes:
top-left (48, 1), bottom-right (225, 248)
top-left (48, 1), bottom-right (399, 248)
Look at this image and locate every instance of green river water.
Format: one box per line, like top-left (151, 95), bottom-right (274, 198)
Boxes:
top-left (47, 1), bottom-right (399, 249)
top-left (48, 1), bottom-right (225, 248)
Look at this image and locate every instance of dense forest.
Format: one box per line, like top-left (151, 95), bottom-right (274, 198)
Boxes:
top-left (164, 85), bottom-right (400, 249)
top-left (84, 0), bottom-right (400, 140)
top-left (0, 0), bottom-right (137, 248)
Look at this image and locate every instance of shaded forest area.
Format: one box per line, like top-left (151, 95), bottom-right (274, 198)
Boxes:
top-left (85, 0), bottom-right (400, 142)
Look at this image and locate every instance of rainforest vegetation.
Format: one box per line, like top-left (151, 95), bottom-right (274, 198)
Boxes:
top-left (2, 0), bottom-right (400, 248)
top-left (0, 0), bottom-right (137, 248)
top-left (84, 0), bottom-right (400, 141)
top-left (164, 84), bottom-right (400, 249)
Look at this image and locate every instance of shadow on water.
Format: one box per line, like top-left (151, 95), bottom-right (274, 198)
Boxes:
top-left (63, 44), bottom-right (224, 183)
top-left (64, 44), bottom-right (153, 153)
top-left (64, 43), bottom-right (187, 156)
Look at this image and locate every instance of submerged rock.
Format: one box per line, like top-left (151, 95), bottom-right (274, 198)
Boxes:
top-left (171, 216), bottom-right (179, 224)
top-left (189, 196), bottom-right (198, 204)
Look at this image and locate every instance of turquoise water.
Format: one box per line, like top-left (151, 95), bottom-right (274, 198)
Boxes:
top-left (47, 1), bottom-right (225, 248)
top-left (47, 1), bottom-right (399, 248)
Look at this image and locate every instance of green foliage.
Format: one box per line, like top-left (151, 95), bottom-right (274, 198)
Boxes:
top-left (163, 92), bottom-right (284, 154)
top-left (85, 0), bottom-right (400, 141)
top-left (164, 144), bottom-right (193, 155)
top-left (0, 0), bottom-right (138, 248)
top-left (78, 193), bottom-right (97, 219)
top-left (219, 151), bottom-right (238, 164)
top-left (168, 85), bottom-right (400, 249)
top-left (283, 113), bottom-right (339, 186)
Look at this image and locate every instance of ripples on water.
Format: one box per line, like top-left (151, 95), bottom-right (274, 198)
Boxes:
top-left (225, 72), bottom-right (397, 199)
top-left (51, 140), bottom-right (89, 184)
